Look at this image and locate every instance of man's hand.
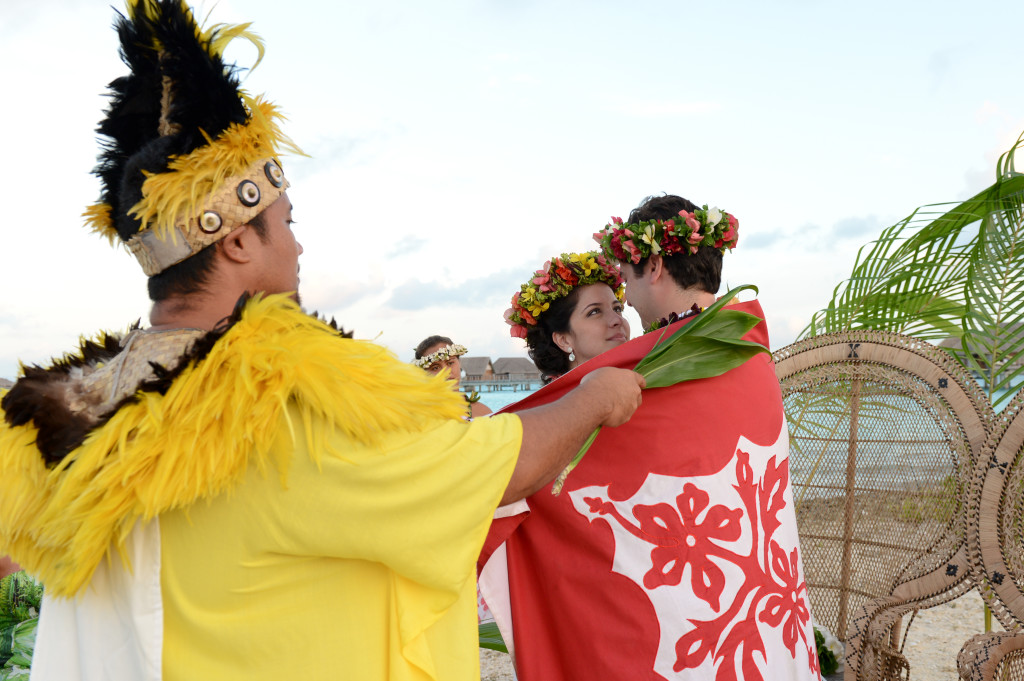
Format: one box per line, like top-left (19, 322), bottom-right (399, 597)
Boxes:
top-left (501, 368), bottom-right (646, 504)
top-left (578, 367), bottom-right (645, 427)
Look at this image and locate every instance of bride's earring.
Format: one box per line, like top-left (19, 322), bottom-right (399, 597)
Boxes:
top-left (568, 348), bottom-right (575, 362)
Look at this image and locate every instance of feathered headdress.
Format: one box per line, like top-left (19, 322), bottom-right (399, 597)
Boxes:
top-left (83, 0), bottom-right (303, 276)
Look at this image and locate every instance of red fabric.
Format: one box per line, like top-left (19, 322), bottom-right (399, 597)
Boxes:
top-left (482, 300), bottom-right (819, 681)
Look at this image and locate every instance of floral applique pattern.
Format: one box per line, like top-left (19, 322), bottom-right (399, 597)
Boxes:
top-left (569, 438), bottom-right (818, 681)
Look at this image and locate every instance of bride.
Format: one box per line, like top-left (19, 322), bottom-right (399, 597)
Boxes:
top-left (505, 251), bottom-right (630, 381)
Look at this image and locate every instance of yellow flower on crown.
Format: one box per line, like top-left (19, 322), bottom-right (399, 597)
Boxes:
top-left (641, 224), bottom-right (662, 255)
top-left (569, 252), bottom-right (599, 277)
top-left (529, 300), bottom-right (550, 316)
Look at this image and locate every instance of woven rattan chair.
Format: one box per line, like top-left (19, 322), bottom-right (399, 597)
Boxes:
top-left (958, 390), bottom-right (1024, 681)
top-left (774, 331), bottom-right (992, 680)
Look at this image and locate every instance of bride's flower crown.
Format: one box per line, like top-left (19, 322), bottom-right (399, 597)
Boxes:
top-left (413, 343), bottom-right (468, 369)
top-left (593, 205), bottom-right (738, 264)
top-left (504, 251), bottom-right (624, 339)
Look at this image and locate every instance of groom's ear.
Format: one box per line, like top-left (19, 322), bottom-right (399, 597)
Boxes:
top-left (648, 255), bottom-right (664, 283)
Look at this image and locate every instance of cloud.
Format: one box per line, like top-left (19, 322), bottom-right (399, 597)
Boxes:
top-left (387, 237), bottom-right (428, 257)
top-left (829, 215), bottom-right (884, 241)
top-left (607, 101), bottom-right (722, 118)
top-left (386, 267), bottom-right (526, 310)
top-left (927, 47), bottom-right (955, 92)
top-left (303, 278), bottom-right (382, 313)
top-left (743, 216), bottom-right (885, 253)
top-left (742, 231), bottom-right (786, 249)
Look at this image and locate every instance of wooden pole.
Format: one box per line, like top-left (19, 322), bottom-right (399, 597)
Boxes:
top-left (837, 378), bottom-right (861, 639)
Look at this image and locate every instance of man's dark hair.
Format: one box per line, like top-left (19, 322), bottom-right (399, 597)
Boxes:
top-left (115, 140), bottom-right (273, 302)
top-left (627, 194), bottom-right (722, 294)
top-left (147, 210), bottom-right (270, 302)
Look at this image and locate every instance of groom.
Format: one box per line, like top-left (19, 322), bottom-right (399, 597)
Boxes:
top-left (479, 193), bottom-right (819, 681)
top-left (615, 194), bottom-right (725, 331)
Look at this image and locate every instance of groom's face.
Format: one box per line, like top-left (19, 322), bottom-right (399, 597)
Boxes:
top-left (620, 261), bottom-right (655, 329)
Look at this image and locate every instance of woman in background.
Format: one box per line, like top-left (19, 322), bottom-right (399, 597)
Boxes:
top-left (414, 336), bottom-right (493, 418)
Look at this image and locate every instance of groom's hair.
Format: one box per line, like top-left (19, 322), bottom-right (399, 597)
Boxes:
top-left (626, 194), bottom-right (722, 294)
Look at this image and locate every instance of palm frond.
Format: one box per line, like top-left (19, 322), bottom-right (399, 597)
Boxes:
top-left (801, 130), bottom-right (1024, 406)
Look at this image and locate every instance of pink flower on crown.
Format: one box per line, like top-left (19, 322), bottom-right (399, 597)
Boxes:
top-left (624, 239), bottom-right (642, 263)
top-left (685, 216), bottom-right (701, 233)
top-left (688, 226), bottom-right (703, 245)
top-left (531, 260), bottom-right (554, 291)
top-left (611, 216), bottom-right (624, 225)
top-left (609, 232), bottom-right (627, 261)
top-left (510, 323), bottom-right (528, 338)
top-left (722, 213), bottom-right (739, 248)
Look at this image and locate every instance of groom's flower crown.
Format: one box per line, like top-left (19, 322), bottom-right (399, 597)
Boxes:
top-left (594, 205), bottom-right (739, 264)
top-left (504, 251), bottom-right (624, 339)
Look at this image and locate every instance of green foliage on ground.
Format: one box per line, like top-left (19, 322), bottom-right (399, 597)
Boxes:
top-left (0, 573), bottom-right (42, 678)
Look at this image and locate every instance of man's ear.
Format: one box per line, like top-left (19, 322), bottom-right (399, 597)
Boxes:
top-left (219, 225), bottom-right (255, 264)
top-left (648, 254), bottom-right (664, 283)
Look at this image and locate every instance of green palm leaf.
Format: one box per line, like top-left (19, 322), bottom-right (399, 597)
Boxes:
top-left (478, 621), bottom-right (508, 653)
top-left (801, 130), bottom-right (1024, 408)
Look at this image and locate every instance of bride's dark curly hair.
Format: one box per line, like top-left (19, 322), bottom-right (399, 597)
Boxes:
top-left (525, 288), bottom-right (581, 382)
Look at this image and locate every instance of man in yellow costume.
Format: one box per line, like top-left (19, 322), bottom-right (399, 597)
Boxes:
top-left (0, 2), bottom-right (643, 680)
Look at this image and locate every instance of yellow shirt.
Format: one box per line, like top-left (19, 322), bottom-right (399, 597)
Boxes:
top-left (159, 406), bottom-right (521, 681)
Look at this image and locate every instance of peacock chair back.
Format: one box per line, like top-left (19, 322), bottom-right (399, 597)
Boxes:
top-left (774, 330), bottom-right (992, 679)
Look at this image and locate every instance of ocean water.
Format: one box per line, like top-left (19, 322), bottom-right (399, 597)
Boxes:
top-left (473, 388), bottom-right (538, 413)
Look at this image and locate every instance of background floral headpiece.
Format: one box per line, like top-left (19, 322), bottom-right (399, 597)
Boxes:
top-left (593, 205), bottom-right (738, 265)
top-left (504, 251), bottom-right (624, 339)
top-left (413, 343), bottom-right (468, 369)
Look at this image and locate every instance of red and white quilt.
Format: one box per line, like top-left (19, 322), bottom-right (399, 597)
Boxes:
top-left (479, 300), bottom-right (820, 681)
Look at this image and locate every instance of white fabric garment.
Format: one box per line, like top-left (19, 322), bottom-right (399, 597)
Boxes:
top-left (30, 521), bottom-right (163, 681)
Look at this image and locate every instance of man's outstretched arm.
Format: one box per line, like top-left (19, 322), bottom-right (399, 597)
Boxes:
top-left (501, 367), bottom-right (645, 505)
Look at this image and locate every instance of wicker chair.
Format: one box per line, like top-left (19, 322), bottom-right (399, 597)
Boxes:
top-left (958, 390), bottom-right (1024, 681)
top-left (774, 331), bottom-right (993, 680)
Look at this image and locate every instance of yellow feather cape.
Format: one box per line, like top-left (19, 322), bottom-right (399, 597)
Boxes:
top-left (0, 295), bottom-right (467, 597)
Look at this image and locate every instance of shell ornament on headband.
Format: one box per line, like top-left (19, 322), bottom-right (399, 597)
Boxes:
top-left (593, 205), bottom-right (738, 265)
top-left (83, 0), bottom-right (304, 276)
top-left (504, 251), bottom-right (624, 339)
top-left (412, 344), bottom-right (468, 370)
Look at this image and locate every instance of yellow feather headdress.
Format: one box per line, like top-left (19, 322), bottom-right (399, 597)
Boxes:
top-left (84, 0), bottom-right (304, 276)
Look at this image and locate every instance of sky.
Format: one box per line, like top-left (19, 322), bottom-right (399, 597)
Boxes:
top-left (2, 0), bottom-right (1023, 380)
